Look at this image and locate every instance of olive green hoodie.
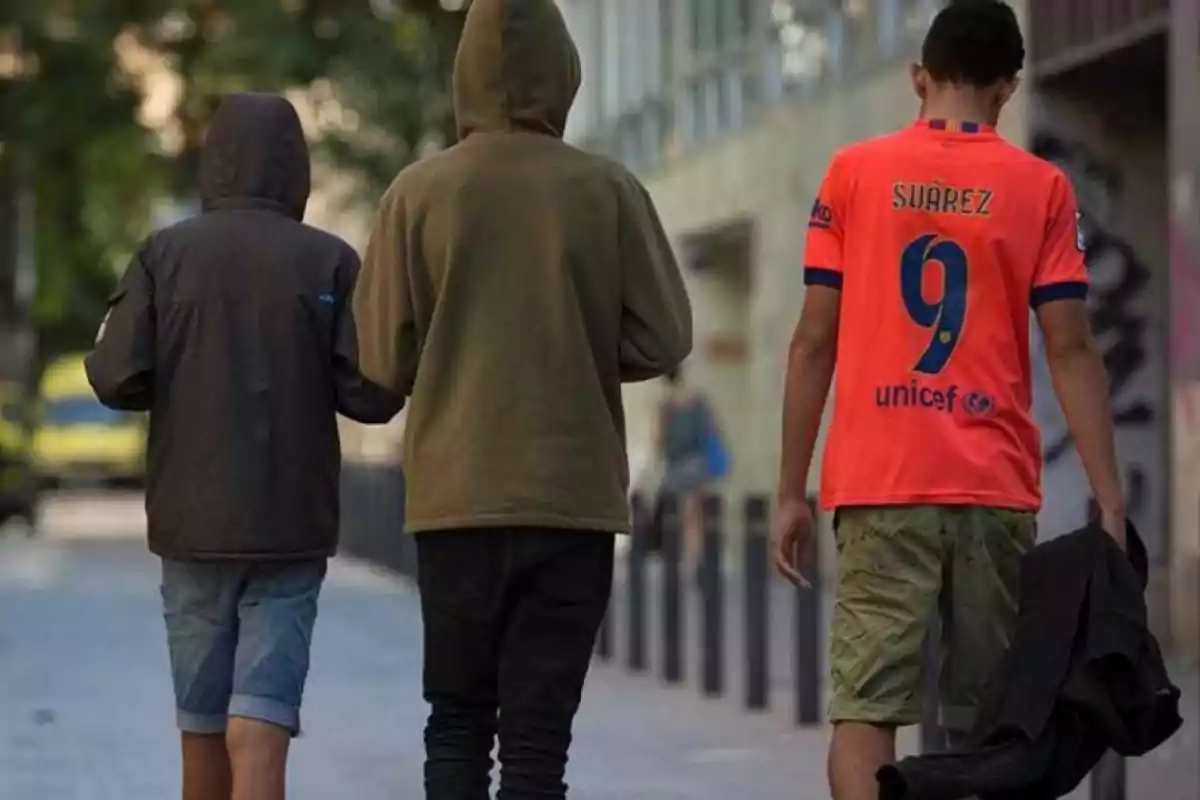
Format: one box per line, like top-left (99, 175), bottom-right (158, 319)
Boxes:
top-left (354, 0), bottom-right (692, 534)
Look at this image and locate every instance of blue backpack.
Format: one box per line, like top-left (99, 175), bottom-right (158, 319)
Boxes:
top-left (701, 401), bottom-right (730, 481)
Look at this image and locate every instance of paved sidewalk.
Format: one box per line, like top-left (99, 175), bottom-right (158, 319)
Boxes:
top-left (2, 493), bottom-right (1194, 800)
top-left (0, 532), bottom-right (830, 799)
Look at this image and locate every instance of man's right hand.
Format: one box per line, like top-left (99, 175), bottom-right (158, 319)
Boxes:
top-left (1099, 507), bottom-right (1127, 551)
top-left (773, 496), bottom-right (815, 589)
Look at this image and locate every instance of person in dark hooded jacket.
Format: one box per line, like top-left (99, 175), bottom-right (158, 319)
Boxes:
top-left (352, 0), bottom-right (692, 797)
top-left (86, 92), bottom-right (400, 800)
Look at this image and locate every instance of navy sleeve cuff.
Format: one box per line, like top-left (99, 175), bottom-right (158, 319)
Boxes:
top-left (1030, 281), bottom-right (1088, 307)
top-left (804, 267), bottom-right (843, 289)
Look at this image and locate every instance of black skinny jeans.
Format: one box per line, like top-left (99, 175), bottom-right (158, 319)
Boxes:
top-left (416, 528), bottom-right (614, 800)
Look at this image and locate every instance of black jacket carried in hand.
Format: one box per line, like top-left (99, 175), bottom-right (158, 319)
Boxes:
top-left (878, 521), bottom-right (1182, 800)
top-left (86, 93), bottom-right (401, 560)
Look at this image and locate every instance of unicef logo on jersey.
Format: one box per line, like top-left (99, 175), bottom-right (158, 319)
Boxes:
top-left (873, 380), bottom-right (999, 419)
top-left (962, 390), bottom-right (997, 418)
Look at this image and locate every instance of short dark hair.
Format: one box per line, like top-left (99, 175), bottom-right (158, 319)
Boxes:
top-left (921, 0), bottom-right (1025, 87)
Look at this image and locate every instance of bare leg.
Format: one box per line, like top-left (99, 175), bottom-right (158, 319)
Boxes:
top-left (226, 717), bottom-right (290, 800)
top-left (181, 732), bottom-right (232, 800)
top-left (829, 722), bottom-right (896, 800)
top-left (681, 492), bottom-right (704, 574)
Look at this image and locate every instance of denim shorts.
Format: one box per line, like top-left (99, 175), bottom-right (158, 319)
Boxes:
top-left (161, 558), bottom-right (327, 736)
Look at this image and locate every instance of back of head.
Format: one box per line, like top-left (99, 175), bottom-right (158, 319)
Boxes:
top-left (452, 0), bottom-right (582, 139)
top-left (199, 93), bottom-right (311, 221)
top-left (914, 0), bottom-right (1025, 124)
top-left (920, 0), bottom-right (1025, 88)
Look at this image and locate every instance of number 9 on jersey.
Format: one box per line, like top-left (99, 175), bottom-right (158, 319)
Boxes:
top-left (900, 234), bottom-right (968, 375)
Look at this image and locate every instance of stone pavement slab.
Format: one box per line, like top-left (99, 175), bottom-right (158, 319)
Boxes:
top-left (0, 534), bottom-right (829, 799)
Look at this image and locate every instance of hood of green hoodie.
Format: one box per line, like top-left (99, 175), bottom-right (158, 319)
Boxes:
top-left (452, 0), bottom-right (581, 139)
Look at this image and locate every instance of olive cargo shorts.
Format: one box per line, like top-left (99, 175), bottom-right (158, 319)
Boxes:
top-left (828, 505), bottom-right (1036, 731)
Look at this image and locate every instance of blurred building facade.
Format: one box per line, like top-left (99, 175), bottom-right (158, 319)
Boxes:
top-left (562, 0), bottom-right (1198, 661)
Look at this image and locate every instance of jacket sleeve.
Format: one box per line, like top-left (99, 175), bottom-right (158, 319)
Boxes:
top-left (351, 182), bottom-right (421, 401)
top-left (85, 247), bottom-right (155, 411)
top-left (617, 172), bottom-right (693, 383)
top-left (333, 245), bottom-right (405, 424)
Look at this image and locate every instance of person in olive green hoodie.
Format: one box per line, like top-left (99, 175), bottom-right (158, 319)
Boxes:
top-left (352, 0), bottom-right (692, 796)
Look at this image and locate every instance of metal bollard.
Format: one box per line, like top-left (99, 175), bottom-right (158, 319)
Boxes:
top-left (661, 493), bottom-right (685, 684)
top-left (1083, 498), bottom-right (1127, 800)
top-left (744, 496), bottom-right (771, 711)
top-left (596, 603), bottom-right (613, 660)
top-left (628, 492), bottom-right (648, 672)
top-left (794, 496), bottom-right (822, 726)
top-left (391, 466), bottom-right (412, 577)
top-left (700, 494), bottom-right (724, 698)
top-left (919, 618), bottom-right (947, 753)
top-left (1090, 751), bottom-right (1127, 800)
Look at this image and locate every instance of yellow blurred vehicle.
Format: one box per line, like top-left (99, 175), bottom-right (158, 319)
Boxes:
top-left (33, 354), bottom-right (147, 489)
top-left (1, 381), bottom-right (35, 523)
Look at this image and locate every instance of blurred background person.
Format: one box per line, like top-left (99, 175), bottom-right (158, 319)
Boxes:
top-left (654, 364), bottom-right (728, 574)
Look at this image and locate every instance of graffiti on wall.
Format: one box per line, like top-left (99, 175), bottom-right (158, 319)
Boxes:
top-left (1029, 129), bottom-right (1164, 552)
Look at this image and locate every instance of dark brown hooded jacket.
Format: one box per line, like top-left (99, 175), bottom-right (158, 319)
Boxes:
top-left (87, 92), bottom-right (400, 560)
top-left (353, 0), bottom-right (692, 534)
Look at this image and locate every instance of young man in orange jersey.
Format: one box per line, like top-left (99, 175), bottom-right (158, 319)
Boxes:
top-left (772, 2), bottom-right (1126, 798)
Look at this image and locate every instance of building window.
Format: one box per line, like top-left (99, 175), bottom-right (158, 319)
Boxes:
top-left (771, 0), bottom-right (837, 91)
top-left (600, 0), bottom-right (621, 120)
top-left (903, 0), bottom-right (939, 44)
top-left (878, 0), bottom-right (902, 57)
top-left (692, 80), bottom-right (705, 144)
top-left (559, 0), bottom-right (601, 141)
top-left (660, 0), bottom-right (675, 87)
top-left (733, 0), bottom-right (759, 41)
top-left (843, 0), bottom-right (879, 73)
top-left (690, 0), bottom-right (718, 56)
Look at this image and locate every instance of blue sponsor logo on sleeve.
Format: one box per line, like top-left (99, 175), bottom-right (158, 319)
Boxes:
top-left (809, 199), bottom-right (833, 230)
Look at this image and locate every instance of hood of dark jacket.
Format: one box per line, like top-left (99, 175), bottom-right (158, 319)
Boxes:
top-left (199, 93), bottom-right (311, 220)
top-left (452, 0), bottom-right (581, 139)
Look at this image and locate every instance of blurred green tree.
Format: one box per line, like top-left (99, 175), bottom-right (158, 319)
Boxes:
top-left (1, 0), bottom-right (169, 362)
top-left (2, 0), bottom-right (464, 361)
top-left (126, 0), bottom-right (464, 201)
